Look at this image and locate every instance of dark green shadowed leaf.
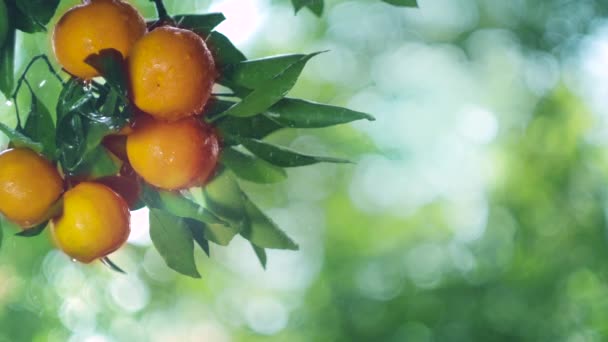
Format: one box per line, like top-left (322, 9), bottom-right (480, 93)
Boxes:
top-left (221, 147), bottom-right (287, 184)
top-left (23, 93), bottom-right (56, 160)
top-left (291, 0), bottom-right (324, 16)
top-left (382, 0), bottom-right (418, 7)
top-left (149, 209), bottom-right (201, 278)
top-left (71, 146), bottom-right (121, 179)
top-left (15, 221), bottom-right (47, 237)
top-left (100, 257), bottom-right (126, 274)
top-left (174, 13), bottom-right (225, 34)
top-left (241, 196), bottom-right (299, 250)
top-left (252, 244), bottom-right (267, 269)
top-left (0, 27), bottom-right (14, 97)
top-left (222, 54), bottom-right (308, 90)
top-left (220, 52), bottom-right (323, 118)
top-left (84, 49), bottom-right (129, 100)
top-left (0, 122), bottom-right (44, 153)
top-left (207, 31), bottom-right (246, 68)
top-left (141, 184), bottom-right (224, 225)
top-left (56, 113), bottom-right (86, 173)
top-left (240, 138), bottom-right (352, 167)
top-left (14, 0), bottom-right (60, 30)
top-left (186, 219), bottom-right (210, 256)
top-left (268, 98), bottom-right (375, 128)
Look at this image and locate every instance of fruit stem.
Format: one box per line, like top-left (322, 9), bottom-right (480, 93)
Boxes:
top-left (150, 0), bottom-right (170, 22)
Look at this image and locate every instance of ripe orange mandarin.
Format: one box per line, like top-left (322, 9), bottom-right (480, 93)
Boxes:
top-left (128, 26), bottom-right (216, 121)
top-left (51, 182), bottom-right (130, 263)
top-left (126, 116), bottom-right (220, 190)
top-left (52, 0), bottom-right (146, 79)
top-left (0, 148), bottom-right (63, 228)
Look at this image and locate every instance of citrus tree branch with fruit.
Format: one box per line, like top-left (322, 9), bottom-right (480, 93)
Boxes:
top-left (0, 0), bottom-right (414, 277)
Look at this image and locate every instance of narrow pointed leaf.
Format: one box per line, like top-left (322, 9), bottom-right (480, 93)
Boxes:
top-left (23, 93), bottom-right (56, 159)
top-left (203, 169), bottom-right (248, 229)
top-left (15, 222), bottom-right (47, 237)
top-left (100, 257), bottom-right (126, 274)
top-left (222, 54), bottom-right (307, 89)
top-left (174, 13), bottom-right (225, 34)
top-left (221, 53), bottom-right (322, 118)
top-left (186, 219), bottom-right (210, 256)
top-left (252, 244), bottom-right (267, 269)
top-left (240, 138), bottom-right (352, 167)
top-left (207, 31), bottom-right (247, 69)
top-left (0, 122), bottom-right (43, 153)
top-left (149, 209), bottom-right (201, 278)
top-left (141, 184), bottom-right (224, 225)
top-left (221, 147), bottom-right (287, 184)
top-left (0, 27), bottom-right (15, 97)
top-left (382, 0), bottom-right (418, 7)
top-left (268, 98), bottom-right (375, 128)
top-left (291, 0), bottom-right (324, 16)
top-left (241, 196), bottom-right (298, 250)
top-left (216, 113), bottom-right (283, 144)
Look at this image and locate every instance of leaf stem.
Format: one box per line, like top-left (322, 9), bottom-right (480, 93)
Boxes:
top-left (150, 0), bottom-right (170, 22)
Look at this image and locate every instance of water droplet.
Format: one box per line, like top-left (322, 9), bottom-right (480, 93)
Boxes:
top-left (70, 258), bottom-right (78, 263)
top-left (5, 100), bottom-right (12, 107)
top-left (38, 80), bottom-right (46, 88)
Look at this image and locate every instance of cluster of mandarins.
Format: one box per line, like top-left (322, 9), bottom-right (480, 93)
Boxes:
top-left (0, 0), bottom-right (219, 263)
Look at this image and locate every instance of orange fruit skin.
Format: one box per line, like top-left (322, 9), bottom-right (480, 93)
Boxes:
top-left (126, 116), bottom-right (220, 190)
top-left (128, 26), bottom-right (216, 121)
top-left (0, 148), bottom-right (63, 228)
top-left (52, 0), bottom-right (146, 79)
top-left (51, 182), bottom-right (130, 263)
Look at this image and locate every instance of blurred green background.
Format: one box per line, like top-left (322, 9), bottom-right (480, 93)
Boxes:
top-left (4, 0), bottom-right (608, 340)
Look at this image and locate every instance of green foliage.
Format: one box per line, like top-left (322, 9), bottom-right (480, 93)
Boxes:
top-left (239, 137), bottom-right (352, 167)
top-left (290, 0), bottom-right (418, 16)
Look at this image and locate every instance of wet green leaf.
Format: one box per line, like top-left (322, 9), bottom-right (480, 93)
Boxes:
top-left (149, 209), bottom-right (201, 278)
top-left (56, 113), bottom-right (86, 173)
top-left (220, 53), bottom-right (322, 118)
top-left (241, 195), bottom-right (298, 250)
top-left (71, 146), bottom-right (121, 179)
top-left (222, 54), bottom-right (307, 90)
top-left (268, 98), bottom-right (375, 128)
top-left (174, 13), bottom-right (225, 34)
top-left (23, 93), bottom-right (56, 160)
top-left (291, 0), bottom-right (324, 16)
top-left (85, 49), bottom-right (129, 100)
top-left (240, 138), bottom-right (352, 167)
top-left (221, 147), bottom-right (287, 184)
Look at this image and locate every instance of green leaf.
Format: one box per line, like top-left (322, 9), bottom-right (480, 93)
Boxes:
top-left (0, 27), bottom-right (14, 97)
top-left (251, 243), bottom-right (267, 269)
top-left (222, 54), bottom-right (308, 90)
top-left (149, 209), bottom-right (201, 278)
top-left (84, 49), bottom-right (129, 100)
top-left (241, 196), bottom-right (298, 250)
top-left (56, 78), bottom-right (95, 123)
top-left (174, 13), bottom-right (225, 34)
top-left (0, 122), bottom-right (43, 153)
top-left (56, 113), bottom-right (86, 173)
top-left (221, 147), bottom-right (287, 184)
top-left (14, 0), bottom-right (60, 29)
top-left (240, 138), bottom-right (352, 167)
top-left (186, 219), bottom-right (210, 256)
top-left (203, 168), bottom-right (248, 231)
top-left (381, 0), bottom-right (418, 7)
top-left (0, 218), bottom-right (3, 250)
top-left (216, 113), bottom-right (284, 144)
top-left (291, 0), bottom-right (324, 16)
top-left (220, 53), bottom-right (322, 118)
top-left (23, 93), bottom-right (56, 159)
top-left (268, 98), bottom-right (375, 128)
top-left (207, 31), bottom-right (246, 68)
top-left (15, 222), bottom-right (47, 237)
top-left (141, 184), bottom-right (225, 225)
